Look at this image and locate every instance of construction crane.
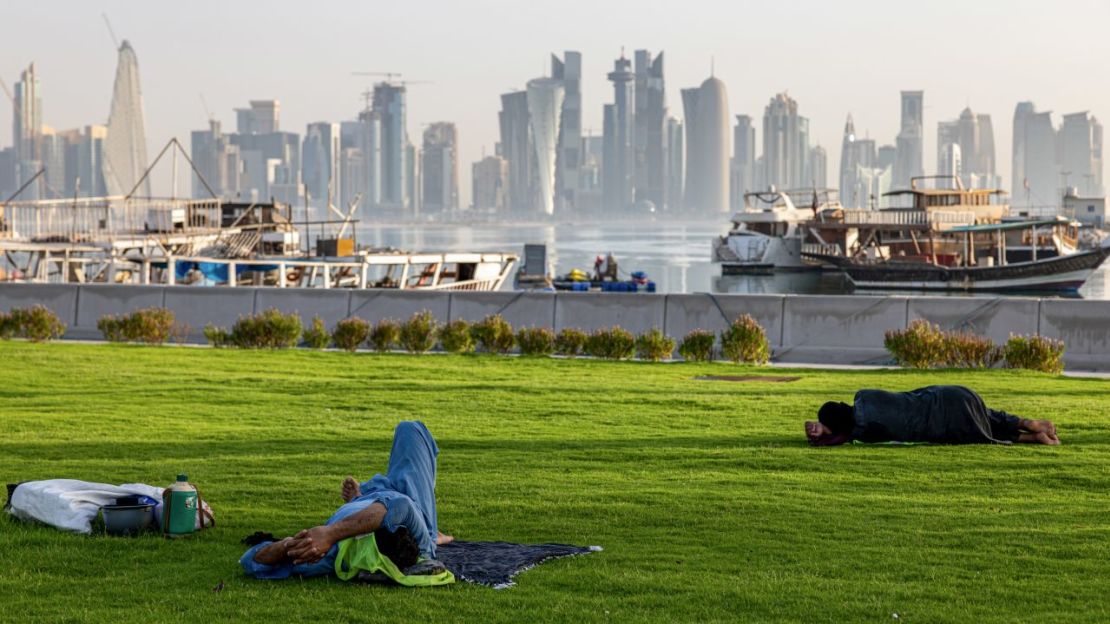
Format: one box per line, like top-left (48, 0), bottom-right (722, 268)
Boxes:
top-left (350, 71), bottom-right (434, 87)
top-left (199, 93), bottom-right (217, 125)
top-left (0, 76), bottom-right (20, 118)
top-left (101, 13), bottom-right (121, 49)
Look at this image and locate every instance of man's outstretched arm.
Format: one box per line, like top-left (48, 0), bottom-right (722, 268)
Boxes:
top-left (252, 537), bottom-right (294, 565)
top-left (284, 502), bottom-right (388, 565)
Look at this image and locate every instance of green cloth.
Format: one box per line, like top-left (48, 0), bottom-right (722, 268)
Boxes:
top-left (334, 534), bottom-right (455, 587)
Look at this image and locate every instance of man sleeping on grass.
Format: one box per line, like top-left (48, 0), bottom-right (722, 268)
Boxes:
top-left (805, 385), bottom-right (1060, 446)
top-left (241, 421), bottom-right (455, 583)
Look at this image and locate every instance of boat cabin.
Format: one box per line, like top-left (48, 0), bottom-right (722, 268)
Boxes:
top-left (882, 176), bottom-right (1008, 223)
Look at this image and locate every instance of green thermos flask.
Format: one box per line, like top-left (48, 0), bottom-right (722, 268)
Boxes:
top-left (162, 474), bottom-right (198, 537)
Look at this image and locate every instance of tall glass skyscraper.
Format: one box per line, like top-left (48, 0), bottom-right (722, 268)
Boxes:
top-left (103, 41), bottom-right (150, 198)
top-left (527, 78), bottom-right (564, 217)
top-left (373, 83), bottom-right (409, 211)
top-left (893, 91), bottom-right (924, 190)
top-left (551, 51), bottom-right (582, 215)
top-left (602, 53), bottom-right (634, 215)
top-left (633, 50), bottom-right (666, 212)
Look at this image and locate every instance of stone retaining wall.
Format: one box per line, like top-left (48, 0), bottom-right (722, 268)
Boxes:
top-left (1, 284), bottom-right (1106, 370)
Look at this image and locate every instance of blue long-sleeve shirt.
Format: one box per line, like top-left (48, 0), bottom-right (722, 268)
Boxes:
top-left (241, 421), bottom-right (441, 580)
top-left (240, 489), bottom-right (432, 579)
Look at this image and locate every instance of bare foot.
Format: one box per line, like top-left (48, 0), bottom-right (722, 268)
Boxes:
top-left (341, 476), bottom-right (360, 502)
top-left (1023, 419), bottom-right (1058, 436)
top-left (253, 537), bottom-right (292, 565)
top-left (436, 531), bottom-right (454, 546)
top-left (1035, 431), bottom-right (1061, 445)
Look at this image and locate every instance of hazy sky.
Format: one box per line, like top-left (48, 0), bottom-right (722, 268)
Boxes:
top-left (4, 0), bottom-right (1110, 199)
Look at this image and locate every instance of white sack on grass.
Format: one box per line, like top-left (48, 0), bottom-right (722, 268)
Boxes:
top-left (8, 479), bottom-right (165, 534)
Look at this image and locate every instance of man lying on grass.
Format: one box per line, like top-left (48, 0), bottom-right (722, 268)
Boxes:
top-left (241, 421), bottom-right (455, 580)
top-left (805, 385), bottom-right (1060, 446)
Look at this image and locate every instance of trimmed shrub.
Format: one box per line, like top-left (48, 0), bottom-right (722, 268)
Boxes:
top-left (555, 328), bottom-right (587, 358)
top-left (203, 324), bottom-right (231, 348)
top-left (636, 328), bottom-right (676, 362)
top-left (170, 322), bottom-right (192, 345)
top-left (98, 308), bottom-right (176, 345)
top-left (1004, 334), bottom-right (1065, 374)
top-left (229, 308), bottom-right (302, 349)
top-left (439, 319), bottom-right (475, 354)
top-left (517, 327), bottom-right (556, 357)
top-left (720, 314), bottom-right (770, 365)
top-left (943, 332), bottom-right (1002, 369)
top-left (125, 307), bottom-right (175, 344)
top-left (302, 316), bottom-right (331, 350)
top-left (472, 314), bottom-right (515, 354)
top-left (97, 315), bottom-right (127, 343)
top-left (0, 312), bottom-right (15, 340)
top-left (8, 305), bottom-right (66, 342)
top-left (884, 319), bottom-right (946, 369)
top-left (399, 310), bottom-right (438, 354)
top-left (678, 329), bottom-right (715, 362)
top-left (585, 326), bottom-right (636, 360)
top-left (369, 319), bottom-right (401, 353)
top-left (333, 318), bottom-right (370, 352)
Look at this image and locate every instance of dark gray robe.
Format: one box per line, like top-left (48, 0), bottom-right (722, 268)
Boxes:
top-left (852, 385), bottom-right (1021, 444)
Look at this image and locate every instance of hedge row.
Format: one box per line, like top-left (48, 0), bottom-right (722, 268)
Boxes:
top-left (98, 308), bottom-right (189, 345)
top-left (884, 319), bottom-right (1065, 374)
top-left (0, 303), bottom-right (1071, 373)
top-left (0, 305), bottom-right (66, 342)
top-left (200, 310), bottom-right (772, 363)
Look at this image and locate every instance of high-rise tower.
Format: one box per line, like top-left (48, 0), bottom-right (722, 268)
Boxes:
top-left (633, 50), bottom-right (666, 211)
top-left (373, 83), bottom-right (409, 211)
top-left (103, 41), bottom-right (151, 197)
top-left (839, 114), bottom-right (880, 208)
top-left (730, 115), bottom-right (756, 211)
top-left (302, 122), bottom-right (341, 208)
top-left (1013, 104), bottom-right (1101, 204)
top-left (602, 53), bottom-right (634, 214)
top-left (527, 78), bottom-right (565, 217)
top-left (12, 63), bottom-right (41, 163)
top-left (499, 90), bottom-right (533, 214)
top-left (421, 122), bottom-right (459, 215)
top-left (665, 116), bottom-right (684, 213)
top-left (1060, 111), bottom-right (1104, 197)
top-left (936, 107), bottom-right (999, 190)
top-left (893, 91), bottom-right (924, 189)
top-left (761, 93), bottom-right (808, 191)
top-left (683, 76), bottom-right (730, 214)
top-left (551, 51), bottom-right (582, 214)
top-left (12, 62), bottom-right (43, 198)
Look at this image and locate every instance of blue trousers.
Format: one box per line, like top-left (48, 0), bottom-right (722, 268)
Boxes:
top-left (358, 420), bottom-right (440, 552)
top-left (241, 421), bottom-right (441, 579)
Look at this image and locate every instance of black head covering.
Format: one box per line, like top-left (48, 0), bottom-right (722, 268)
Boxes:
top-left (818, 401), bottom-right (854, 435)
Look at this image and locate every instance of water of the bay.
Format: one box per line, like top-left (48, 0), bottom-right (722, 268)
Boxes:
top-left (355, 220), bottom-right (1109, 299)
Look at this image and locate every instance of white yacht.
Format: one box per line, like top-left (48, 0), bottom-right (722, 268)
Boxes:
top-left (712, 188), bottom-right (841, 273)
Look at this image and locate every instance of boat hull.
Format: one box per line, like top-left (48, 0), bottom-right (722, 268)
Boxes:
top-left (715, 233), bottom-right (810, 272)
top-left (805, 245), bottom-right (1110, 292)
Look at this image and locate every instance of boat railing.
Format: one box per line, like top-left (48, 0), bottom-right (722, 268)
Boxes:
top-left (115, 253), bottom-right (515, 291)
top-left (838, 209), bottom-right (976, 227)
top-left (0, 196), bottom-right (224, 243)
top-left (801, 243), bottom-right (842, 257)
top-left (1012, 205), bottom-right (1061, 218)
top-left (126, 198), bottom-right (223, 234)
top-left (424, 277), bottom-right (503, 291)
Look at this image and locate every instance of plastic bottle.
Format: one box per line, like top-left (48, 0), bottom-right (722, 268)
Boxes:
top-left (162, 474), bottom-right (198, 537)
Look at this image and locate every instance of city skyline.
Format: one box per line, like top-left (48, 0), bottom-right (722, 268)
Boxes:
top-left (3, 0), bottom-right (1110, 204)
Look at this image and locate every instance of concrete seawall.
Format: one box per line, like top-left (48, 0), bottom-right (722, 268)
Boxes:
top-left (1, 283), bottom-right (1107, 371)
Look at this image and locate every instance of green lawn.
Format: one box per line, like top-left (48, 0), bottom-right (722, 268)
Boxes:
top-left (1, 342), bottom-right (1108, 623)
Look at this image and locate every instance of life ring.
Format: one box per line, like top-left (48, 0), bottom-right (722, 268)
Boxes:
top-left (286, 268), bottom-right (303, 284)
